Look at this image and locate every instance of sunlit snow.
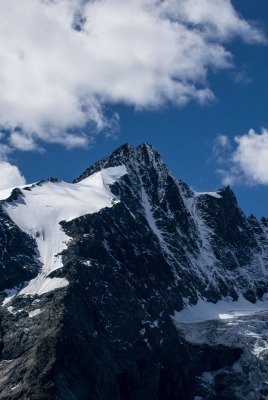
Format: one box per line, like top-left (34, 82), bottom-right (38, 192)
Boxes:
top-left (193, 191), bottom-right (222, 199)
top-left (1, 166), bottom-right (127, 295)
top-left (0, 183), bottom-right (36, 201)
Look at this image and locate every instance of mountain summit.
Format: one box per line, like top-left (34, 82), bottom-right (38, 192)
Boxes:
top-left (1, 143), bottom-right (268, 399)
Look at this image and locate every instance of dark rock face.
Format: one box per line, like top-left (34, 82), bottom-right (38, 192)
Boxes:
top-left (0, 291), bottom-right (65, 399)
top-left (57, 204), bottom-right (195, 400)
top-left (1, 143), bottom-right (268, 399)
top-left (0, 204), bottom-right (39, 292)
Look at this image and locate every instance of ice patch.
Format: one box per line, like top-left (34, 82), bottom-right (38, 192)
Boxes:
top-left (3, 287), bottom-right (20, 297)
top-left (141, 186), bottom-right (162, 241)
top-left (7, 306), bottom-right (25, 315)
top-left (173, 295), bottom-right (268, 323)
top-left (20, 275), bottom-right (68, 296)
top-left (194, 191), bottom-right (222, 199)
top-left (29, 308), bottom-right (42, 318)
top-left (2, 286), bottom-right (21, 305)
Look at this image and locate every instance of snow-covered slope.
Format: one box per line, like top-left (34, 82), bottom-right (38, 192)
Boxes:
top-left (1, 166), bottom-right (127, 295)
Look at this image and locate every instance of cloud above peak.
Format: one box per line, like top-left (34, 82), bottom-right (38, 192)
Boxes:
top-left (0, 0), bottom-right (266, 152)
top-left (215, 129), bottom-right (268, 186)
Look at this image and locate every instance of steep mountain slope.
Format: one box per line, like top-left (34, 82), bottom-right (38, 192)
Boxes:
top-left (75, 143), bottom-right (268, 303)
top-left (0, 143), bottom-right (268, 399)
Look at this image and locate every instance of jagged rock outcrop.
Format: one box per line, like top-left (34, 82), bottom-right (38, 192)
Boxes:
top-left (1, 143), bottom-right (268, 399)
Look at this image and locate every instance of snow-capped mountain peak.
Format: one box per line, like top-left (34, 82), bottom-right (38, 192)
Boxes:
top-left (1, 143), bottom-right (268, 399)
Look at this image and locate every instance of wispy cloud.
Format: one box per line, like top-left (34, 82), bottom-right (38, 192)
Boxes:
top-left (214, 129), bottom-right (268, 186)
top-left (0, 0), bottom-right (265, 154)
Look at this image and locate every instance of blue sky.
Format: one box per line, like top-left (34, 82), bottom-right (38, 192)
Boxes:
top-left (0, 0), bottom-right (268, 217)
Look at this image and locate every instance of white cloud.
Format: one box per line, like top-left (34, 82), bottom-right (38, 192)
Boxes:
top-left (212, 134), bottom-right (232, 168)
top-left (9, 131), bottom-right (39, 151)
top-left (217, 167), bottom-right (238, 187)
top-left (159, 0), bottom-right (266, 43)
top-left (0, 0), bottom-right (265, 151)
top-left (0, 138), bottom-right (26, 190)
top-left (215, 129), bottom-right (268, 186)
top-left (233, 129), bottom-right (268, 185)
top-left (214, 134), bottom-right (230, 150)
top-left (0, 161), bottom-right (26, 190)
top-left (0, 143), bottom-right (12, 161)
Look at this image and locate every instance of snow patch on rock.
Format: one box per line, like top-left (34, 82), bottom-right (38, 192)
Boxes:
top-left (193, 191), bottom-right (222, 199)
top-left (29, 309), bottom-right (42, 318)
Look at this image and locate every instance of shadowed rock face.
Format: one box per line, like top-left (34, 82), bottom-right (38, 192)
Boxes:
top-left (1, 143), bottom-right (268, 399)
top-left (0, 203), bottom-right (39, 293)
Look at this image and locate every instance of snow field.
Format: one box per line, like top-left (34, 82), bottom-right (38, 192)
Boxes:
top-left (1, 166), bottom-right (127, 295)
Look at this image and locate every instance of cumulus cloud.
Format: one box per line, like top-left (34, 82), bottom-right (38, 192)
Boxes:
top-left (233, 129), bottom-right (268, 185)
top-left (0, 0), bottom-right (266, 151)
top-left (0, 162), bottom-right (26, 190)
top-left (215, 129), bottom-right (268, 186)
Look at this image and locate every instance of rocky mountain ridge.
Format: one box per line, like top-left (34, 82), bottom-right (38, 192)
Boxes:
top-left (0, 143), bottom-right (268, 399)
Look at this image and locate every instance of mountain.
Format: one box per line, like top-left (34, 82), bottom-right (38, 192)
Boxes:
top-left (0, 143), bottom-right (268, 399)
